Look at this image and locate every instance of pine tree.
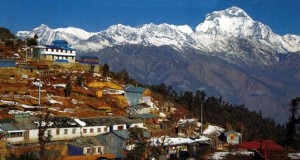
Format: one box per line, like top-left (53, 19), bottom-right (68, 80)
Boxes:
top-left (286, 97), bottom-right (300, 149)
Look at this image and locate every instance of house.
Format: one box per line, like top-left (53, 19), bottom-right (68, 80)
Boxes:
top-left (0, 115), bottom-right (38, 144)
top-left (224, 130), bottom-right (242, 145)
top-left (44, 117), bottom-right (82, 141)
top-left (68, 137), bottom-right (105, 156)
top-left (77, 116), bottom-right (144, 137)
top-left (176, 118), bottom-right (199, 137)
top-left (151, 136), bottom-right (211, 159)
top-left (126, 104), bottom-right (151, 115)
top-left (0, 116), bottom-right (82, 144)
top-left (78, 56), bottom-right (99, 65)
top-left (124, 85), bottom-right (151, 106)
top-left (97, 129), bottom-right (151, 159)
top-left (130, 114), bottom-right (158, 126)
top-left (0, 114), bottom-right (146, 145)
top-left (31, 40), bottom-right (76, 62)
top-left (0, 58), bottom-right (16, 67)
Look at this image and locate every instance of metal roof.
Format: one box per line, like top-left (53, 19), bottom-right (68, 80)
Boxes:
top-left (113, 129), bottom-right (151, 140)
top-left (79, 116), bottom-right (143, 127)
top-left (43, 45), bottom-right (75, 51)
top-left (0, 123), bottom-right (18, 131)
top-left (131, 113), bottom-right (157, 119)
top-left (124, 85), bottom-right (146, 93)
top-left (68, 137), bottom-right (104, 148)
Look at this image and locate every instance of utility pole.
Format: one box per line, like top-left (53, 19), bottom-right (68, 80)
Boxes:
top-left (200, 102), bottom-right (203, 135)
top-left (37, 71), bottom-right (41, 106)
top-left (25, 38), bottom-right (28, 63)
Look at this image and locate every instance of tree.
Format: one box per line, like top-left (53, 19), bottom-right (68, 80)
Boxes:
top-left (76, 76), bottom-right (84, 87)
top-left (102, 63), bottom-right (110, 78)
top-left (37, 109), bottom-right (52, 160)
top-left (126, 127), bottom-right (150, 160)
top-left (64, 82), bottom-right (72, 97)
top-left (183, 91), bottom-right (194, 117)
top-left (0, 27), bottom-right (15, 41)
top-left (89, 64), bottom-right (95, 73)
top-left (26, 34), bottom-right (38, 46)
top-left (286, 97), bottom-right (300, 149)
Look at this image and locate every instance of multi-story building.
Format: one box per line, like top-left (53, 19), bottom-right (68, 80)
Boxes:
top-left (31, 40), bottom-right (76, 62)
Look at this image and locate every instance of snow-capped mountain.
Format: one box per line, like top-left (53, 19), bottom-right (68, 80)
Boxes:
top-left (17, 24), bottom-right (98, 47)
top-left (17, 6), bottom-right (300, 65)
top-left (16, 6), bottom-right (300, 123)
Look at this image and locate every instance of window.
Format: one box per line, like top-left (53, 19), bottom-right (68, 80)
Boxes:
top-left (104, 127), bottom-right (108, 132)
top-left (56, 128), bottom-right (60, 135)
top-left (70, 50), bottom-right (72, 53)
top-left (72, 128), bottom-right (76, 134)
top-left (51, 49), bottom-right (54, 52)
top-left (97, 147), bottom-right (102, 154)
top-left (56, 49), bottom-right (58, 52)
top-left (87, 148), bottom-right (92, 154)
top-left (118, 126), bottom-right (124, 130)
top-left (83, 129), bottom-right (87, 133)
top-left (8, 132), bottom-right (23, 137)
top-left (64, 129), bottom-right (68, 135)
top-left (46, 48), bottom-right (48, 51)
top-left (47, 130), bottom-right (51, 136)
top-left (97, 128), bottom-right (101, 133)
top-left (90, 128), bottom-right (94, 133)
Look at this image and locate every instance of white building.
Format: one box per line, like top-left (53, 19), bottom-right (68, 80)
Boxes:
top-left (31, 40), bottom-right (76, 62)
top-left (0, 115), bottom-right (145, 145)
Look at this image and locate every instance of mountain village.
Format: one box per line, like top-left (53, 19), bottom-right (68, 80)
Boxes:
top-left (0, 32), bottom-right (294, 160)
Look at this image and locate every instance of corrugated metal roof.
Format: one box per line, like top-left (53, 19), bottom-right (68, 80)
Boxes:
top-left (79, 116), bottom-right (143, 126)
top-left (14, 116), bottom-right (37, 130)
top-left (113, 129), bottom-right (151, 139)
top-left (131, 113), bottom-right (157, 119)
top-left (68, 137), bottom-right (104, 148)
top-left (124, 85), bottom-right (146, 93)
top-left (43, 45), bottom-right (75, 51)
top-left (0, 123), bottom-right (18, 131)
top-left (131, 104), bottom-right (151, 110)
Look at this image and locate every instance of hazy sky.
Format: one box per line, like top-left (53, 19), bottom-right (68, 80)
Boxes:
top-left (1, 0), bottom-right (299, 35)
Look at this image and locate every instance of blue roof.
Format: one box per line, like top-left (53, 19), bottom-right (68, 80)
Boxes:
top-left (43, 45), bottom-right (75, 51)
top-left (125, 85), bottom-right (146, 93)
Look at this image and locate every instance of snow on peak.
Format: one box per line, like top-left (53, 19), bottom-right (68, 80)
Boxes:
top-left (224, 6), bottom-right (250, 18)
top-left (16, 6), bottom-right (300, 58)
top-left (55, 27), bottom-right (97, 40)
top-left (176, 25), bottom-right (193, 34)
top-left (195, 6), bottom-right (257, 37)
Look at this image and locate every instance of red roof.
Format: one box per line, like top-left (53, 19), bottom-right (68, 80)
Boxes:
top-left (238, 139), bottom-right (284, 151)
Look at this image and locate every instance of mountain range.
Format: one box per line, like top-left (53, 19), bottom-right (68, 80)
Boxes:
top-left (17, 6), bottom-right (300, 123)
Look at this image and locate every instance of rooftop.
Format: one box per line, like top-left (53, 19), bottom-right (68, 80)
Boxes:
top-left (79, 116), bottom-right (143, 126)
top-left (124, 85), bottom-right (146, 93)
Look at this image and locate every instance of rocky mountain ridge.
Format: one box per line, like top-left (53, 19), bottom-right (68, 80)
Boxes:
top-left (16, 6), bottom-right (300, 123)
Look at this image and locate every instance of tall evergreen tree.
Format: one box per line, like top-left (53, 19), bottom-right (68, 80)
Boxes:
top-left (286, 97), bottom-right (300, 149)
top-left (102, 63), bottom-right (110, 77)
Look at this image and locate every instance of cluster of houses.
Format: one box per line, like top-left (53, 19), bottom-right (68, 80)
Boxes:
top-left (0, 84), bottom-right (243, 159)
top-left (0, 39), bottom-right (244, 159)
